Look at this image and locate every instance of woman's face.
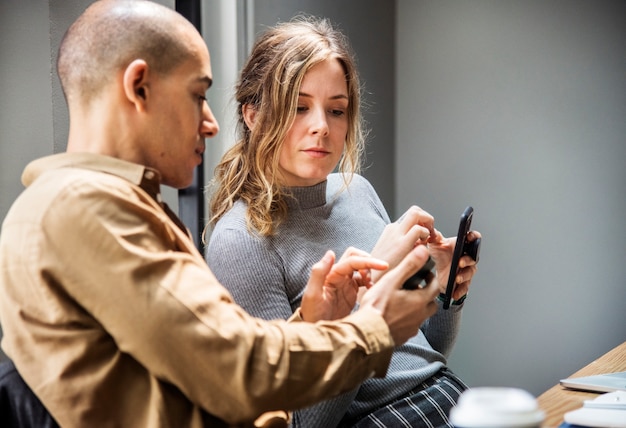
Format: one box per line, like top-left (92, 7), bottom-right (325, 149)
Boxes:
top-left (278, 58), bottom-right (349, 187)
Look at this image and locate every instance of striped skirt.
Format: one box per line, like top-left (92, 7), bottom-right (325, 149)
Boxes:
top-left (342, 368), bottom-right (468, 428)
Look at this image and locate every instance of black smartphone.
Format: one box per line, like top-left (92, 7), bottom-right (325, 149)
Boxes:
top-left (441, 206), bottom-right (481, 309)
top-left (402, 256), bottom-right (435, 290)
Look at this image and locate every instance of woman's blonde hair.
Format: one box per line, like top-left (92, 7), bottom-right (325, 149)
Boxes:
top-left (205, 16), bottom-right (366, 239)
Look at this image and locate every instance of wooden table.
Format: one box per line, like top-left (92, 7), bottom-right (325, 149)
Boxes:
top-left (537, 341), bottom-right (626, 427)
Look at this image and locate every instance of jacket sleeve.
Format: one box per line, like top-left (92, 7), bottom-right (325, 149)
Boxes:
top-left (42, 181), bottom-right (395, 424)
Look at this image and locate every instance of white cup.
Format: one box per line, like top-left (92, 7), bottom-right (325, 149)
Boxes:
top-left (450, 387), bottom-right (545, 428)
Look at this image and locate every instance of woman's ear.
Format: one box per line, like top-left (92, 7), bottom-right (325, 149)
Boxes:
top-left (242, 104), bottom-right (257, 130)
top-left (123, 59), bottom-right (150, 112)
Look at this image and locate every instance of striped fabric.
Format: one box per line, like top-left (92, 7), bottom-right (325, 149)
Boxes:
top-left (342, 369), bottom-right (467, 428)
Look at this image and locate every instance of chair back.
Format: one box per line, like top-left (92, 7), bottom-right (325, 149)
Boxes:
top-left (0, 359), bottom-right (59, 428)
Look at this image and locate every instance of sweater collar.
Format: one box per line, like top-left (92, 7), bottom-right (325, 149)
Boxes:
top-left (285, 180), bottom-right (328, 210)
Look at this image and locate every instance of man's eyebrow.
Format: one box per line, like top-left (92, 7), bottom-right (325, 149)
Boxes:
top-left (197, 76), bottom-right (213, 88)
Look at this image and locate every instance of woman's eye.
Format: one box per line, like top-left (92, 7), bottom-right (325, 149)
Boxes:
top-left (296, 106), bottom-right (307, 112)
top-left (331, 109), bottom-right (345, 116)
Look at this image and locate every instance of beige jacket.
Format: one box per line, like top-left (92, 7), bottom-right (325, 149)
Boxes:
top-left (0, 153), bottom-right (393, 427)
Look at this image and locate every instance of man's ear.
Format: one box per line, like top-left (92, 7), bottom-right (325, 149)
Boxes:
top-left (123, 59), bottom-right (150, 111)
top-left (241, 104), bottom-right (257, 131)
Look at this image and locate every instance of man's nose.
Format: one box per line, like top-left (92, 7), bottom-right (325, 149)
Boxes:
top-left (201, 102), bottom-right (220, 138)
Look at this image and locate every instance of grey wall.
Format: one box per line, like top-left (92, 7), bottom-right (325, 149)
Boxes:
top-left (250, 0), bottom-right (397, 212)
top-left (200, 0), bottom-right (246, 230)
top-left (1, 1), bottom-right (55, 229)
top-left (0, 0), bottom-right (58, 362)
top-left (397, 0), bottom-right (626, 396)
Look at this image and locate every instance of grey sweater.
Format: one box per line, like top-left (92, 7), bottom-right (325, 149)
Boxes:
top-left (207, 173), bottom-right (463, 427)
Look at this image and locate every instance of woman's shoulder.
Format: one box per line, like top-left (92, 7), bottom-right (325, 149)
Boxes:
top-left (327, 172), bottom-right (378, 196)
top-left (207, 199), bottom-right (268, 254)
top-left (327, 173), bottom-right (389, 222)
top-left (212, 199), bottom-right (249, 231)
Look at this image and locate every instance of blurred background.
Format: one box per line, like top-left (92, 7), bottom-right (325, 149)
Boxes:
top-left (1, 0), bottom-right (625, 397)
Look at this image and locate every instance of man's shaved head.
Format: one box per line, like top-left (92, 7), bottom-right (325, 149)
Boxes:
top-left (58, 0), bottom-right (198, 107)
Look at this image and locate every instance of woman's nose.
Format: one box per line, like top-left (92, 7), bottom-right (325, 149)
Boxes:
top-left (310, 108), bottom-right (329, 136)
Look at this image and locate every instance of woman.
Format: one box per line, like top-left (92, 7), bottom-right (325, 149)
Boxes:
top-left (205, 16), bottom-right (479, 428)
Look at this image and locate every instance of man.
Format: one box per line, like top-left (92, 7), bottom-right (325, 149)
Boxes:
top-left (0, 1), bottom-right (440, 427)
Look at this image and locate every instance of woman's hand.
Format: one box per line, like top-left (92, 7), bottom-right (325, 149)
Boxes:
top-left (428, 230), bottom-right (481, 300)
top-left (369, 206), bottom-right (435, 283)
top-left (300, 247), bottom-right (389, 322)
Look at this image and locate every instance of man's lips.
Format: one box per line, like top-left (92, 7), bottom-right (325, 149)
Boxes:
top-left (193, 146), bottom-right (205, 165)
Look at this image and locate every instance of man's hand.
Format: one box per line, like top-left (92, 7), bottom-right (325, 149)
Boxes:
top-left (300, 248), bottom-right (389, 322)
top-left (428, 230), bottom-right (481, 300)
top-left (359, 245), bottom-right (439, 345)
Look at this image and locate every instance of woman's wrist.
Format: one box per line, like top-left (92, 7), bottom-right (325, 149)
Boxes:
top-left (437, 293), bottom-right (468, 306)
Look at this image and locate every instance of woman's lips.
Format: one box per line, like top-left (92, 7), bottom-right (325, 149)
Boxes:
top-left (302, 148), bottom-right (330, 158)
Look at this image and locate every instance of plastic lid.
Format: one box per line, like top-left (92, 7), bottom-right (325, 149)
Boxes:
top-left (450, 387), bottom-right (545, 427)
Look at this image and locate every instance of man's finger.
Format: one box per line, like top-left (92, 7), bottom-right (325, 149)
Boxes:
top-left (339, 246), bottom-right (374, 259)
top-left (309, 251), bottom-right (336, 287)
top-left (332, 256), bottom-right (389, 277)
top-left (372, 245), bottom-right (432, 291)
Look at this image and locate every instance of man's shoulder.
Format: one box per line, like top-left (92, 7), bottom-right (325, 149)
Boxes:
top-left (22, 152), bottom-right (146, 188)
top-left (5, 162), bottom-right (98, 227)
top-left (7, 158), bottom-right (152, 235)
top-left (32, 164), bottom-right (140, 206)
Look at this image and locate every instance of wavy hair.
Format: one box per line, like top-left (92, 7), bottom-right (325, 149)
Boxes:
top-left (205, 16), bottom-right (366, 239)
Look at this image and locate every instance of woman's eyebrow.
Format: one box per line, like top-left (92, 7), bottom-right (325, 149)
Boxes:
top-left (298, 91), bottom-right (348, 100)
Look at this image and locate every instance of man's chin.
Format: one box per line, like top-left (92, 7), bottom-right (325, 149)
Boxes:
top-left (163, 175), bottom-right (194, 190)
